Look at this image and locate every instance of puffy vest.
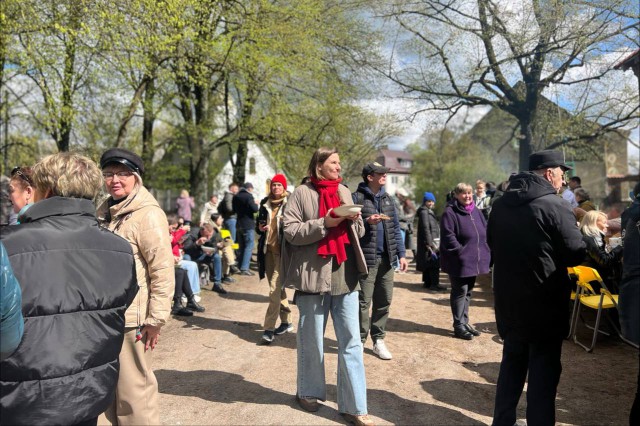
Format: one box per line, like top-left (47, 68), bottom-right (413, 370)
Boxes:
top-left (354, 187), bottom-right (400, 267)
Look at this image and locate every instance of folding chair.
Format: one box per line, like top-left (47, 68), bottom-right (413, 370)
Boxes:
top-left (571, 266), bottom-right (639, 352)
top-left (567, 266), bottom-right (587, 339)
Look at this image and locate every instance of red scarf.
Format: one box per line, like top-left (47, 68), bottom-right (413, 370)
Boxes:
top-left (311, 177), bottom-right (350, 265)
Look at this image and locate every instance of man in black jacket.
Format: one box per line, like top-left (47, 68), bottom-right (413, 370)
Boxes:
top-left (353, 162), bottom-right (408, 361)
top-left (0, 152), bottom-right (137, 425)
top-left (232, 182), bottom-right (259, 275)
top-left (488, 150), bottom-right (585, 426)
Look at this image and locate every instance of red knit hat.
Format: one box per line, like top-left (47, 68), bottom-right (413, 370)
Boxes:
top-left (271, 174), bottom-right (287, 189)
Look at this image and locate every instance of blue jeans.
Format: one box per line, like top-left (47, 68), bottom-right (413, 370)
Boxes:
top-left (223, 218), bottom-right (237, 242)
top-left (212, 253), bottom-right (222, 283)
top-left (296, 291), bottom-right (368, 416)
top-left (178, 259), bottom-right (201, 295)
top-left (237, 228), bottom-right (254, 272)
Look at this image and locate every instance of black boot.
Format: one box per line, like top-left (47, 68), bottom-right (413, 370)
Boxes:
top-left (187, 296), bottom-right (205, 312)
top-left (172, 298), bottom-right (193, 316)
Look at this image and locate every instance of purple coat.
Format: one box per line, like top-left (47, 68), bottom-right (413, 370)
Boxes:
top-left (439, 200), bottom-right (491, 278)
top-left (176, 196), bottom-right (195, 221)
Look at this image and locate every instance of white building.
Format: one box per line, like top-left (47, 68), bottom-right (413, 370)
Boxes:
top-left (376, 149), bottom-right (414, 196)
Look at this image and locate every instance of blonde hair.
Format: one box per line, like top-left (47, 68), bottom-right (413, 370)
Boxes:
top-left (307, 147), bottom-right (338, 180)
top-left (180, 189), bottom-right (189, 197)
top-left (32, 152), bottom-right (103, 200)
top-left (580, 210), bottom-right (607, 238)
top-left (453, 182), bottom-right (473, 194)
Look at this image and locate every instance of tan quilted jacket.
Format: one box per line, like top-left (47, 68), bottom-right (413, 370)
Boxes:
top-left (97, 185), bottom-right (174, 328)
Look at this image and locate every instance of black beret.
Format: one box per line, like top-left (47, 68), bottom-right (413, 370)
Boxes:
top-left (100, 148), bottom-right (144, 175)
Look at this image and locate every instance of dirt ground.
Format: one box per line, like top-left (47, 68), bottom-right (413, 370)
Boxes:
top-left (155, 256), bottom-right (638, 425)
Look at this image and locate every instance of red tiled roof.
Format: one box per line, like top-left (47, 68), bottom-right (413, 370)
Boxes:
top-left (376, 149), bottom-right (414, 174)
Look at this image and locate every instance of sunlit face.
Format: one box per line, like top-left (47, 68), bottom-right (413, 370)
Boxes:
top-left (8, 178), bottom-right (34, 213)
top-left (476, 184), bottom-right (485, 197)
top-left (201, 228), bottom-right (214, 240)
top-left (596, 214), bottom-right (608, 232)
top-left (318, 153), bottom-right (341, 181)
top-left (547, 167), bottom-right (564, 192)
top-left (169, 223), bottom-right (178, 233)
top-left (215, 216), bottom-right (223, 227)
top-left (455, 189), bottom-right (474, 206)
top-left (103, 164), bottom-right (136, 200)
top-left (368, 172), bottom-right (387, 187)
top-left (271, 182), bottom-right (284, 198)
top-left (425, 200), bottom-right (435, 209)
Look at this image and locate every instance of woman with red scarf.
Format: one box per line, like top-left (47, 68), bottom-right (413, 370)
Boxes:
top-left (282, 148), bottom-right (372, 426)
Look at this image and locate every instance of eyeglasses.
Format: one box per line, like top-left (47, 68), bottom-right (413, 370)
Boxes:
top-left (11, 166), bottom-right (34, 186)
top-left (102, 171), bottom-right (134, 181)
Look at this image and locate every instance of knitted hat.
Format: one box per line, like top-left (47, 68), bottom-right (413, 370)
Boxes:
top-left (423, 192), bottom-right (436, 203)
top-left (271, 174), bottom-right (287, 189)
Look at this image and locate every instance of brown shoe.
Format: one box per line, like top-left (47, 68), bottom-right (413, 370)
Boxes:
top-left (342, 413), bottom-right (375, 426)
top-left (296, 395), bottom-right (320, 412)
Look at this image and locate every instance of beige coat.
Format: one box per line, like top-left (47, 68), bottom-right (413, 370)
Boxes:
top-left (281, 182), bottom-right (367, 294)
top-left (97, 185), bottom-right (174, 328)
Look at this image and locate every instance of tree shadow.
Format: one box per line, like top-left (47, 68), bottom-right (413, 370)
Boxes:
top-left (386, 317), bottom-right (454, 338)
top-left (339, 384), bottom-right (484, 425)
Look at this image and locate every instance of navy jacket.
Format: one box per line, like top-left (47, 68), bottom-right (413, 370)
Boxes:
top-left (439, 200), bottom-right (490, 278)
top-left (0, 197), bottom-right (137, 425)
top-left (353, 183), bottom-right (405, 267)
top-left (488, 172), bottom-right (585, 342)
top-left (232, 189), bottom-right (259, 230)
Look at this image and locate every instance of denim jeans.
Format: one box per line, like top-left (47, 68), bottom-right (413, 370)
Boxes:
top-left (237, 228), bottom-right (254, 272)
top-left (178, 259), bottom-right (201, 295)
top-left (296, 291), bottom-right (368, 416)
top-left (223, 218), bottom-right (237, 242)
top-left (212, 253), bottom-right (222, 283)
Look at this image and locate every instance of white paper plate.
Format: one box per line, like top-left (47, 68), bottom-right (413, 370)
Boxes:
top-left (333, 204), bottom-right (363, 217)
top-left (201, 246), bottom-right (215, 254)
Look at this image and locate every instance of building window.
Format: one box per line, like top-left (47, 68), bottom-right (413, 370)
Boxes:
top-left (398, 159), bottom-right (412, 168)
top-left (249, 157), bottom-right (256, 174)
top-left (392, 176), bottom-right (398, 184)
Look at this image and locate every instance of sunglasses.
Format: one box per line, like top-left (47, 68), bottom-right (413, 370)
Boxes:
top-left (11, 166), bottom-right (34, 186)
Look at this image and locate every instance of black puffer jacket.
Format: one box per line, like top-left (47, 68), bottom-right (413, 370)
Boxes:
top-left (0, 197), bottom-right (137, 425)
top-left (488, 172), bottom-right (585, 342)
top-left (353, 183), bottom-right (404, 267)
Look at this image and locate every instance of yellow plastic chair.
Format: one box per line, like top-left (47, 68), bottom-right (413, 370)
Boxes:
top-left (220, 229), bottom-right (239, 250)
top-left (571, 266), bottom-right (639, 352)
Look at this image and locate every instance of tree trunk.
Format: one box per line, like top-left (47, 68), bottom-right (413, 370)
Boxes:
top-left (233, 140), bottom-right (248, 184)
top-left (518, 116), bottom-right (534, 172)
top-left (141, 76), bottom-right (156, 180)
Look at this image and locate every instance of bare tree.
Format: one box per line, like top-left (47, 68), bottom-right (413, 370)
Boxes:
top-left (374, 0), bottom-right (639, 169)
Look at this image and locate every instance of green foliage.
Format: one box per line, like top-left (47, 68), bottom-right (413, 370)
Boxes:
top-left (410, 129), bottom-right (506, 215)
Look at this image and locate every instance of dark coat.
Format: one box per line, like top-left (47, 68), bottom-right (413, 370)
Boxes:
top-left (581, 232), bottom-right (622, 292)
top-left (0, 197), bottom-right (137, 425)
top-left (353, 183), bottom-right (405, 268)
top-left (620, 197), bottom-right (640, 345)
top-left (232, 189), bottom-right (259, 230)
top-left (256, 195), bottom-right (287, 280)
top-left (416, 205), bottom-right (440, 272)
top-left (439, 200), bottom-right (490, 278)
top-left (488, 172), bottom-right (585, 342)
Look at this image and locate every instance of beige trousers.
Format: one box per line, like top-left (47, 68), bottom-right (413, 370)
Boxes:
top-left (263, 250), bottom-right (292, 330)
top-left (222, 244), bottom-right (235, 275)
top-left (98, 327), bottom-right (160, 425)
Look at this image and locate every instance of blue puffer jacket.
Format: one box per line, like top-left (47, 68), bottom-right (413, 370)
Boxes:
top-left (0, 242), bottom-right (23, 361)
top-left (439, 200), bottom-right (491, 278)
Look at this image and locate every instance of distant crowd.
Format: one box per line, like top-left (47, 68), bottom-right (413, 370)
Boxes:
top-left (1, 147), bottom-right (638, 426)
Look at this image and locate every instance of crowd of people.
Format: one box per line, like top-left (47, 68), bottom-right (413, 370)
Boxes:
top-left (0, 146), bottom-right (638, 426)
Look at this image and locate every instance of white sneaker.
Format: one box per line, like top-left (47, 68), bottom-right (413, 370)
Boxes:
top-left (373, 339), bottom-right (392, 360)
top-left (193, 294), bottom-right (201, 303)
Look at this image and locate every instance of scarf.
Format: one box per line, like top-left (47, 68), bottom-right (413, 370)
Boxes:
top-left (311, 177), bottom-right (350, 265)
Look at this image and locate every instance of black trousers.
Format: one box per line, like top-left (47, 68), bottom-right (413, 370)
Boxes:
top-left (492, 335), bottom-right (563, 426)
top-left (422, 267), bottom-right (440, 288)
top-left (174, 268), bottom-right (194, 300)
top-left (449, 275), bottom-right (476, 328)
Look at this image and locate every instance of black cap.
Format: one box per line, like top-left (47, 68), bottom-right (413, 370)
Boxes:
top-left (243, 182), bottom-right (254, 190)
top-left (362, 162), bottom-right (390, 179)
top-left (100, 148), bottom-right (144, 175)
top-left (528, 150), bottom-right (572, 172)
